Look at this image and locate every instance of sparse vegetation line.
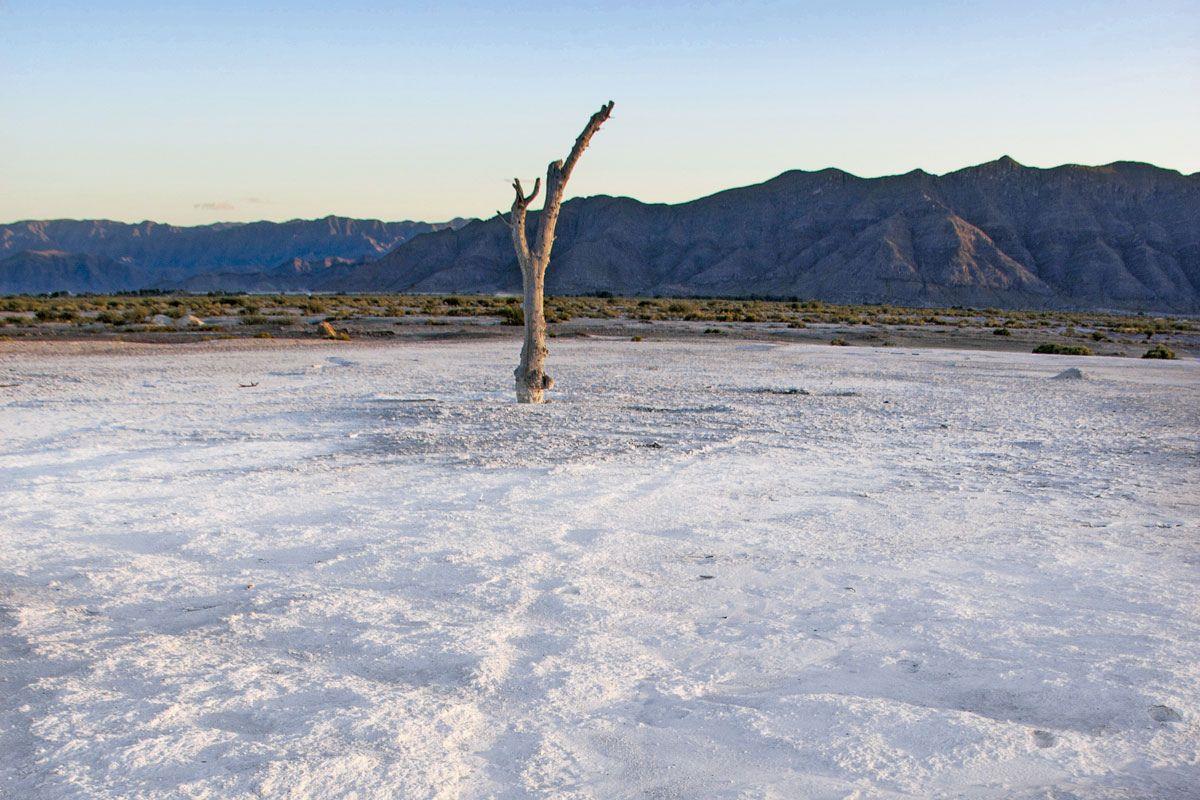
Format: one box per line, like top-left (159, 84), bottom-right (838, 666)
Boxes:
top-left (0, 292), bottom-right (1194, 357)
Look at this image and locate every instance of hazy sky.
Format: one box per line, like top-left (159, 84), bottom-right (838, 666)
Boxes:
top-left (2, 0), bottom-right (1197, 225)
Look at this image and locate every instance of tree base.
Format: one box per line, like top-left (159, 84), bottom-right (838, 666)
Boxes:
top-left (514, 370), bottom-right (553, 404)
top-left (515, 388), bottom-right (546, 404)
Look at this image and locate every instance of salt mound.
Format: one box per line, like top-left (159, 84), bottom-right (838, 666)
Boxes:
top-left (175, 314), bottom-right (205, 328)
top-left (1052, 367), bottom-right (1085, 380)
top-left (148, 314), bottom-right (173, 326)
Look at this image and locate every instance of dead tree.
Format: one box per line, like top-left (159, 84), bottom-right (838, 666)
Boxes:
top-left (504, 101), bottom-right (614, 403)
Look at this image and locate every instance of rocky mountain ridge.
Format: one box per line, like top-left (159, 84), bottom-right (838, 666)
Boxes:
top-left (0, 216), bottom-right (469, 287)
top-left (329, 158), bottom-right (1199, 312)
top-left (3, 159), bottom-right (1197, 312)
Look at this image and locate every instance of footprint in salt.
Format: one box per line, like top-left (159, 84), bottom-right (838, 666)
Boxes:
top-left (1032, 730), bottom-right (1056, 748)
top-left (1149, 705), bottom-right (1182, 723)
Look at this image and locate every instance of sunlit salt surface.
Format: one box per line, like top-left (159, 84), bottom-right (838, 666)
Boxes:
top-left (1, 339), bottom-right (1197, 799)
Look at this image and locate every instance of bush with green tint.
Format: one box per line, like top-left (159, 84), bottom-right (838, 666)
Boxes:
top-left (1142, 344), bottom-right (1178, 360)
top-left (1033, 343), bottom-right (1092, 356)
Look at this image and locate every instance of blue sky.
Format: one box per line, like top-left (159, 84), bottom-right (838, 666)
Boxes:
top-left (2, 0), bottom-right (1197, 224)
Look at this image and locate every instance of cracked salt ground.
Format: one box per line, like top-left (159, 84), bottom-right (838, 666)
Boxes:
top-left (0, 339), bottom-right (1198, 799)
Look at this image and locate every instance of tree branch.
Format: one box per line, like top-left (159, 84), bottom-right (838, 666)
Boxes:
top-left (532, 101), bottom-right (614, 265)
top-left (560, 100), bottom-right (614, 186)
top-left (508, 178), bottom-right (539, 275)
top-left (512, 176), bottom-right (541, 209)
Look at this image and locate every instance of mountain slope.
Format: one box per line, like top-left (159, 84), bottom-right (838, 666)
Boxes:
top-left (4, 161), bottom-right (1197, 311)
top-left (0, 216), bottom-right (471, 291)
top-left (0, 250), bottom-right (152, 295)
top-left (333, 159), bottom-right (1200, 311)
top-left (168, 256), bottom-right (366, 293)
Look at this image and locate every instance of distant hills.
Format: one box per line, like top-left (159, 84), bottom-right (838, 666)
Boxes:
top-left (3, 159), bottom-right (1198, 312)
top-left (0, 217), bottom-right (469, 295)
top-left (0, 250), bottom-right (152, 295)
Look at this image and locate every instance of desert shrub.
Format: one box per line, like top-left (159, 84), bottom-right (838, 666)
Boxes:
top-left (1142, 344), bottom-right (1178, 359)
top-left (1091, 331), bottom-right (1110, 341)
top-left (498, 305), bottom-right (524, 326)
top-left (830, 338), bottom-right (849, 346)
top-left (35, 308), bottom-right (78, 322)
top-left (992, 327), bottom-right (1011, 336)
top-left (631, 335), bottom-right (643, 342)
top-left (242, 315), bottom-right (292, 326)
top-left (1033, 343), bottom-right (1092, 356)
top-left (318, 320), bottom-right (350, 341)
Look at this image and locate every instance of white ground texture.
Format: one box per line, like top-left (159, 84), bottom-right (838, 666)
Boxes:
top-left (1, 339), bottom-right (1197, 800)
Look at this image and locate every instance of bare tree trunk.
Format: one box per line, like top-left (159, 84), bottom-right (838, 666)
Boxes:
top-left (516, 264), bottom-right (549, 403)
top-left (505, 101), bottom-right (614, 403)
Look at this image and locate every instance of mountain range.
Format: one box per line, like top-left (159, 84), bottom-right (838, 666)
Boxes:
top-left (0, 217), bottom-right (469, 295)
top-left (3, 159), bottom-right (1198, 312)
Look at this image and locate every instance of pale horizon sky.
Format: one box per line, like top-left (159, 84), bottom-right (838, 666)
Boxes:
top-left (2, 0), bottom-right (1197, 226)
